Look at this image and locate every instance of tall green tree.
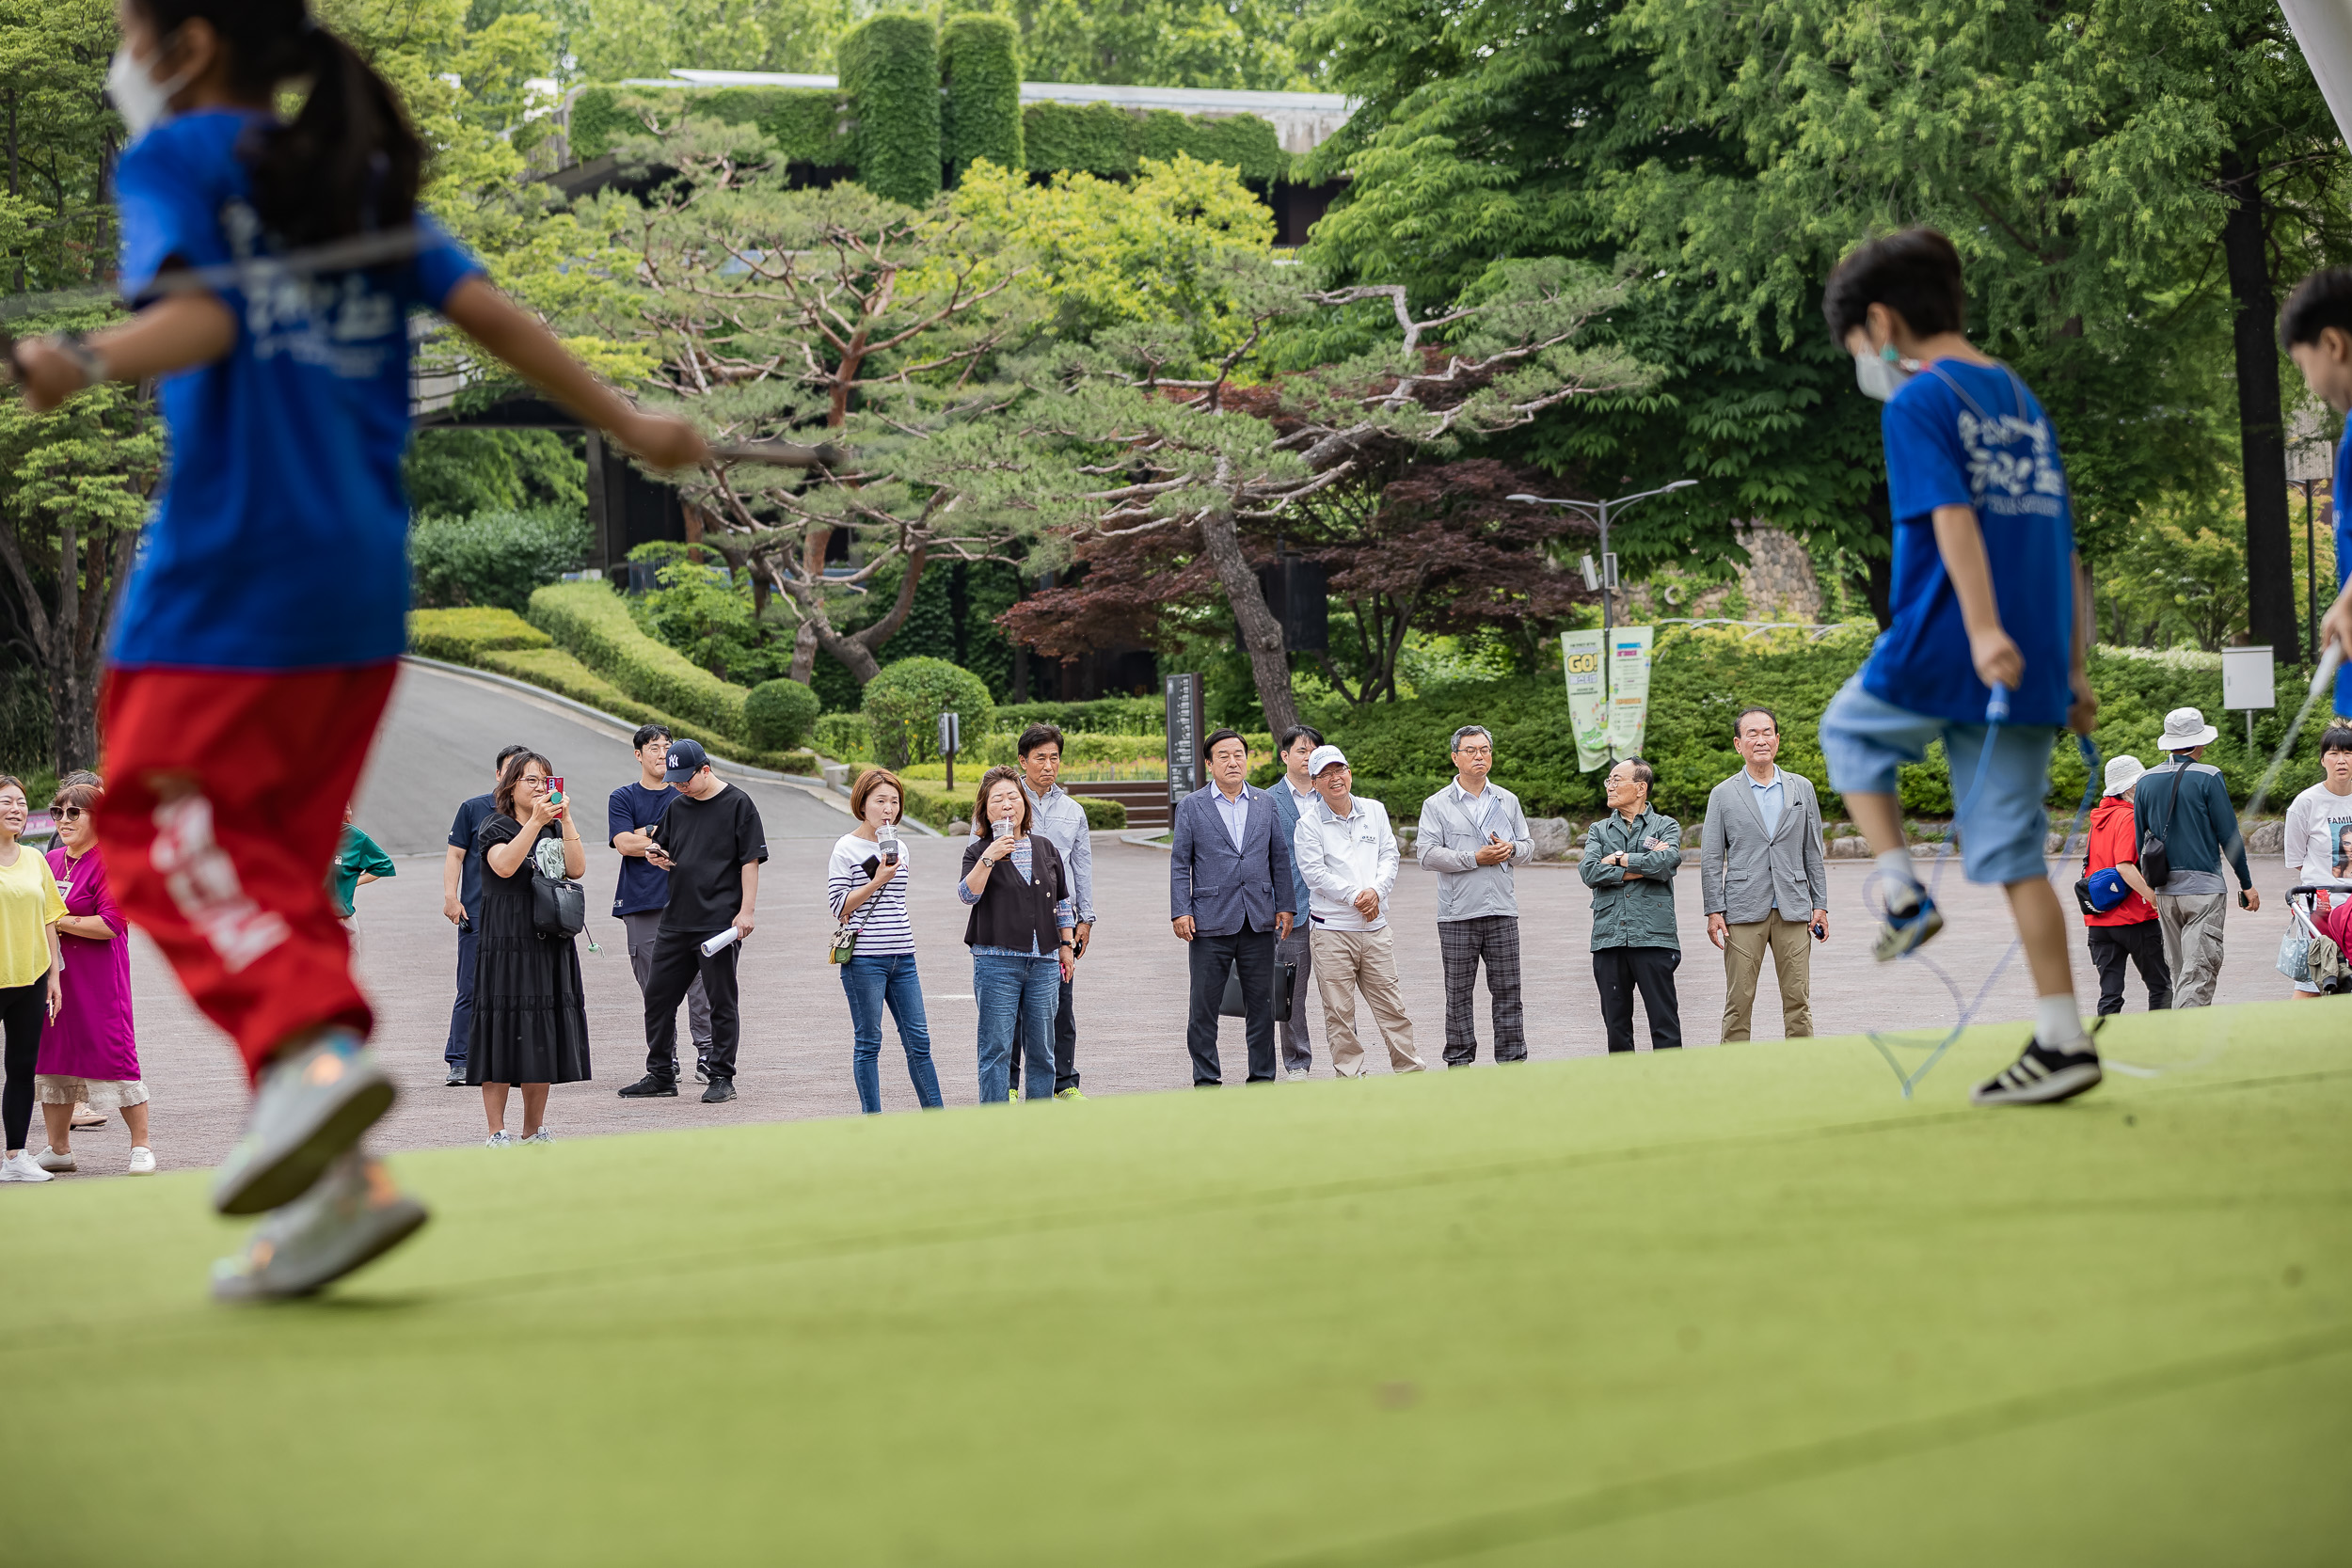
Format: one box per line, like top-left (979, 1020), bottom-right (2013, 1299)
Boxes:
top-left (0, 0), bottom-right (116, 298)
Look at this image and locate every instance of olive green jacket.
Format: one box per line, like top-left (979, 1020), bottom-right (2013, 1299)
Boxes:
top-left (1579, 808), bottom-right (1683, 952)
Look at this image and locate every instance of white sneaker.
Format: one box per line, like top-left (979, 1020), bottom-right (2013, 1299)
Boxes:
top-left (484, 1130), bottom-right (512, 1148)
top-left (0, 1151), bottom-right (54, 1182)
top-left (127, 1147), bottom-right (157, 1175)
top-left (521, 1129), bottom-right (552, 1145)
top-left (1285, 1069), bottom-right (1310, 1082)
top-left (35, 1146), bottom-right (75, 1173)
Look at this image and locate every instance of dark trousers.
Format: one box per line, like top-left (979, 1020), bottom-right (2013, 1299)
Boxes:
top-left (2087, 920), bottom-right (2171, 1016)
top-left (1594, 945), bottom-right (1682, 1053)
top-left (445, 921), bottom-right (476, 1069)
top-left (1439, 914), bottom-right (1526, 1064)
top-left (2, 978), bottom-right (43, 1151)
top-left (1054, 980), bottom-right (1079, 1093)
top-left (1187, 922), bottom-right (1278, 1085)
top-left (644, 928), bottom-right (742, 1084)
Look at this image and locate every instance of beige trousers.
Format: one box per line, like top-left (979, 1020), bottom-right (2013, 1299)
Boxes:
top-left (1720, 909), bottom-right (1814, 1041)
top-left (2156, 890), bottom-right (2228, 1008)
top-left (1310, 927), bottom-right (1424, 1075)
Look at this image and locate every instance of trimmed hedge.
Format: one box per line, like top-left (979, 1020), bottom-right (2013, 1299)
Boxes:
top-left (1021, 102), bottom-right (1289, 182)
top-left (745, 678), bottom-right (821, 751)
top-left (993, 697), bottom-right (1166, 736)
top-left (477, 648), bottom-right (817, 774)
top-left (814, 712), bottom-right (871, 763)
top-left (567, 83), bottom-right (854, 166)
top-left (864, 657), bottom-right (997, 767)
top-left (969, 730), bottom-right (1165, 768)
top-left (839, 14), bottom-right (941, 206)
top-left (526, 580), bottom-right (750, 739)
top-left (848, 765), bottom-right (1128, 832)
top-left (410, 508), bottom-right (591, 613)
top-left (1073, 796), bottom-right (1128, 831)
top-left (407, 608), bottom-right (553, 663)
top-left (941, 15), bottom-right (1022, 180)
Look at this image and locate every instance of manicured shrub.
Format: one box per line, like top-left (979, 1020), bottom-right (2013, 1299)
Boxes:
top-left (410, 508), bottom-right (590, 613)
top-left (477, 648), bottom-right (816, 774)
top-left (993, 697), bottom-right (1167, 736)
top-left (745, 678), bottom-right (822, 752)
top-left (839, 14), bottom-right (940, 207)
top-left (941, 15), bottom-right (1022, 180)
top-left (526, 580), bottom-right (750, 739)
top-left (1020, 102), bottom-right (1289, 182)
top-left (862, 657), bottom-right (996, 768)
top-left (1073, 796), bottom-right (1128, 831)
top-left (405, 608), bottom-right (553, 663)
top-left (814, 712), bottom-right (872, 762)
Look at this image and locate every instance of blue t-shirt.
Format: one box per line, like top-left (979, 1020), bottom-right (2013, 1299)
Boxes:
top-left (2332, 436), bottom-right (2352, 719)
top-left (1860, 360), bottom-right (2077, 727)
top-left (448, 793), bottom-right (497, 922)
top-left (608, 782), bottom-right (677, 916)
top-left (108, 110), bottom-right (483, 672)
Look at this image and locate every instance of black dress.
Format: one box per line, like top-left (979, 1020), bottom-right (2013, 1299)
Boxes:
top-left (467, 816), bottom-right (592, 1086)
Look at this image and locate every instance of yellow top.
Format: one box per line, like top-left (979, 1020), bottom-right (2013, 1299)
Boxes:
top-left (0, 842), bottom-right (65, 989)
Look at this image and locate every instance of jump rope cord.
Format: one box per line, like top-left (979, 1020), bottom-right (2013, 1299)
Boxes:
top-left (1862, 684), bottom-right (2104, 1099)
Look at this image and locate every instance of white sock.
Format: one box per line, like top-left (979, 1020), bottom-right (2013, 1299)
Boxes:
top-left (2035, 994), bottom-right (2088, 1052)
top-left (1875, 849), bottom-right (1922, 911)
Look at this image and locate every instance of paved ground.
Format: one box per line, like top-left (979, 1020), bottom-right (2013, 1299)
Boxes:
top-left (72, 656), bottom-right (2318, 1176)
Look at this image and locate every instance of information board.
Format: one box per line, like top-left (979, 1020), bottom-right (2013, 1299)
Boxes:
top-left (1165, 673), bottom-right (1205, 805)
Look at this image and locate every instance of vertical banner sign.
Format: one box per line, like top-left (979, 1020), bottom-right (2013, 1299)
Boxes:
top-left (1165, 673), bottom-right (1205, 807)
top-left (1608, 626), bottom-right (1655, 758)
top-left (1561, 628), bottom-right (1611, 771)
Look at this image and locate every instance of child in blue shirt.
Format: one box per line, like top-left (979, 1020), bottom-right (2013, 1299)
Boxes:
top-left (2279, 268), bottom-right (2352, 710)
top-left (1817, 229), bottom-right (2103, 1107)
top-left (11, 0), bottom-right (704, 1299)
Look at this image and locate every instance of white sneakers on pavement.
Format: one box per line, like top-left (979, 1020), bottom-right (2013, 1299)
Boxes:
top-left (35, 1147), bottom-right (75, 1172)
top-left (128, 1147), bottom-right (157, 1175)
top-left (0, 1150), bottom-right (54, 1182)
top-left (485, 1130), bottom-right (512, 1148)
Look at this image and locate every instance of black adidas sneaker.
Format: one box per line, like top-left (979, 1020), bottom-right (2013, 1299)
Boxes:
top-left (1970, 1037), bottom-right (2104, 1106)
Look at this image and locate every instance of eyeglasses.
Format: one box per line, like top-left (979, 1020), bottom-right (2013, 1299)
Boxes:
top-left (55, 807), bottom-right (87, 820)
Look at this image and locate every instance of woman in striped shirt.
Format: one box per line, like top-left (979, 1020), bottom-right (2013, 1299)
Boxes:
top-left (829, 768), bottom-right (944, 1113)
top-left (960, 767), bottom-right (1075, 1104)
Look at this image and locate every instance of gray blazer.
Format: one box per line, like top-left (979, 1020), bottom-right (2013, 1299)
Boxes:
top-left (1169, 784), bottom-right (1295, 937)
top-left (1698, 768), bottom-right (1829, 925)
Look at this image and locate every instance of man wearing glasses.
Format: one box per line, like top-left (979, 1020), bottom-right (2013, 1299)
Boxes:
top-left (1415, 725), bottom-right (1534, 1064)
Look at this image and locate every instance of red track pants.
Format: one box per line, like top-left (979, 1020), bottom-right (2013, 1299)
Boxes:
top-left (98, 664), bottom-right (397, 1083)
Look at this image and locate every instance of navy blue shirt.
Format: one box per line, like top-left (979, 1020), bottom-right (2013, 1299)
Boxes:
top-left (2333, 436), bottom-right (2352, 719)
top-left (1861, 361), bottom-right (2077, 727)
top-left (447, 794), bottom-right (497, 922)
top-left (608, 781), bottom-right (677, 916)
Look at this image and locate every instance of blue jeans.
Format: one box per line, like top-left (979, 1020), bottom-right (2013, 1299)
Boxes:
top-left (973, 951), bottom-right (1059, 1103)
top-left (839, 952), bottom-right (944, 1114)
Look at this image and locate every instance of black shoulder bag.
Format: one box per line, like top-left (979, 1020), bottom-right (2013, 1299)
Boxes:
top-left (2138, 764), bottom-right (2186, 892)
top-left (529, 833), bottom-right (588, 940)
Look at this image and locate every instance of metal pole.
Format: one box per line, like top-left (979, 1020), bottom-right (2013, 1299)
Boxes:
top-left (1599, 499), bottom-right (1613, 764)
top-left (2308, 481), bottom-right (2319, 664)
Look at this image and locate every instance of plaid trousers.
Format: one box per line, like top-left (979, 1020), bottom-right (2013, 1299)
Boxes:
top-left (1438, 914), bottom-right (1525, 1064)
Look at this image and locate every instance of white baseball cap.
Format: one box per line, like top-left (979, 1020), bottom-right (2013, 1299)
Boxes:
top-left (1307, 743), bottom-right (1349, 777)
top-left (2102, 754), bottom-right (2144, 798)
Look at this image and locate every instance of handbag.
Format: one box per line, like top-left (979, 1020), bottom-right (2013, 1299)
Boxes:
top-left (2072, 823), bottom-right (2132, 917)
top-left (530, 835), bottom-right (587, 941)
top-left (831, 856), bottom-right (879, 964)
top-left (2139, 764), bottom-right (2187, 890)
top-left (1219, 958), bottom-right (1295, 1023)
top-left (2276, 925), bottom-right (2314, 985)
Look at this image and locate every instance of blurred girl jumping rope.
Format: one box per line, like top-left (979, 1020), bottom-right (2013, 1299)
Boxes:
top-left (12, 0), bottom-right (705, 1299)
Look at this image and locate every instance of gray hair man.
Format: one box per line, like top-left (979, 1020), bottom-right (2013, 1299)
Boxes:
top-left (2133, 706), bottom-right (2258, 1007)
top-left (1293, 745), bottom-right (1422, 1075)
top-left (1416, 724), bottom-right (1533, 1064)
top-left (1698, 706), bottom-right (1830, 1041)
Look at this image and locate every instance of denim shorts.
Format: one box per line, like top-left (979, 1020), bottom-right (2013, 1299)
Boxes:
top-left (1819, 675), bottom-right (2053, 886)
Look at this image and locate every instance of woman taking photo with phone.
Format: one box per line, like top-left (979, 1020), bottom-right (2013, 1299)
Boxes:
top-left (0, 776), bottom-right (67, 1182)
top-left (469, 752), bottom-right (590, 1144)
top-left (960, 768), bottom-right (1074, 1104)
top-left (35, 779), bottom-right (155, 1175)
top-left (828, 768), bottom-right (943, 1114)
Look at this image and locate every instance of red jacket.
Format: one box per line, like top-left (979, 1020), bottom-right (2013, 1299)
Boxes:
top-left (2084, 796), bottom-right (2157, 927)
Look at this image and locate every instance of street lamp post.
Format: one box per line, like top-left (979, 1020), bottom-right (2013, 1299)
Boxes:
top-left (1508, 481), bottom-right (1698, 757)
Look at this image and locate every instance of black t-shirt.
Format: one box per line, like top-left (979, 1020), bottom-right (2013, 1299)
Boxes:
top-left (654, 784), bottom-right (769, 935)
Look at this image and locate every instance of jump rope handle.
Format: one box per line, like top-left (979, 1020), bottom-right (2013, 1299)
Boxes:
top-left (1984, 682), bottom-right (2012, 724)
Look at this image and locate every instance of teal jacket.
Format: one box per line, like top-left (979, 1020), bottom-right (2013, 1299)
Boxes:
top-left (1580, 808), bottom-right (1683, 951)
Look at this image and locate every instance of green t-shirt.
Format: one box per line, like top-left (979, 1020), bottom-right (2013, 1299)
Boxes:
top-left (329, 825), bottom-right (396, 918)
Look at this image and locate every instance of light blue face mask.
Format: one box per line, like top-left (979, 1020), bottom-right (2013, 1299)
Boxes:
top-left (1853, 343), bottom-right (1915, 402)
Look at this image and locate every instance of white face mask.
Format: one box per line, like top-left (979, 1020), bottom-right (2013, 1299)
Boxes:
top-left (105, 40), bottom-right (194, 140)
top-left (1852, 346), bottom-right (1915, 403)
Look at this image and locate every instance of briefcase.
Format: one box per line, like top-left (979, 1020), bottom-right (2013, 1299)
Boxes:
top-left (1218, 959), bottom-right (1295, 1023)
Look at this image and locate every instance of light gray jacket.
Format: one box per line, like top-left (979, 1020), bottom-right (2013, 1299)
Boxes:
top-left (1416, 780), bottom-right (1533, 922)
top-left (1697, 768), bottom-right (1829, 925)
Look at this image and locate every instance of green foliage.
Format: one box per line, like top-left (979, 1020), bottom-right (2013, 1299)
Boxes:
top-left (949, 0), bottom-right (1317, 92)
top-left (627, 546), bottom-right (795, 686)
top-left (968, 730), bottom-right (1166, 767)
top-left (744, 678), bottom-right (822, 751)
top-left (405, 608), bottom-right (555, 663)
top-left (564, 0), bottom-right (839, 84)
top-left (478, 647), bottom-right (817, 773)
top-left (405, 429), bottom-right (587, 519)
top-left (941, 15), bottom-right (1024, 180)
top-left (993, 697), bottom-right (1168, 736)
top-left (815, 712), bottom-right (873, 762)
top-left (2094, 487), bottom-right (2253, 652)
top-left (0, 663), bottom-right (52, 777)
top-left (1074, 796), bottom-right (1129, 830)
top-left (863, 657), bottom-right (998, 768)
top-left (1019, 102), bottom-right (1287, 182)
top-left (527, 580), bottom-right (753, 739)
top-left (839, 14), bottom-right (942, 206)
top-left (565, 84), bottom-right (852, 166)
top-left (409, 508), bottom-right (591, 612)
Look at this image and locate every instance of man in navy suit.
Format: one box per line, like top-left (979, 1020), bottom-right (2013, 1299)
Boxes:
top-left (1170, 728), bottom-right (1296, 1085)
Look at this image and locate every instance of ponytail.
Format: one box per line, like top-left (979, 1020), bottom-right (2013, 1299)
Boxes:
top-left (126, 0), bottom-right (422, 246)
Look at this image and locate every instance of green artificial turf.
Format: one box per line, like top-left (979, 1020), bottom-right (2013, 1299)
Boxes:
top-left (2, 1004), bottom-right (2346, 1565)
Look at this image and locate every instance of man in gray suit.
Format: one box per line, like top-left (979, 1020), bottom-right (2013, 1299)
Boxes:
top-left (1698, 706), bottom-right (1831, 1041)
top-left (1170, 728), bottom-right (1296, 1085)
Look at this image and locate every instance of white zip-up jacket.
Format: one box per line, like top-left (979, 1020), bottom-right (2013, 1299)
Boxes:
top-left (1292, 794), bottom-right (1398, 932)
